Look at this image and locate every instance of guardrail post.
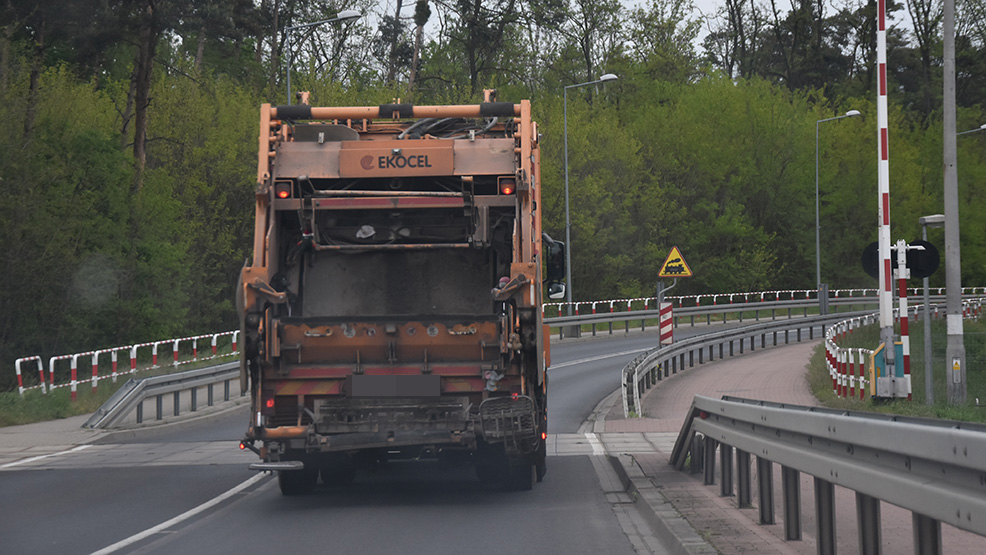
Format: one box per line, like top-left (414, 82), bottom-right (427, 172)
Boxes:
top-left (703, 436), bottom-right (717, 485)
top-left (690, 434), bottom-right (703, 475)
top-left (208, 383), bottom-right (214, 406)
top-left (729, 340), bottom-right (734, 357)
top-left (913, 513), bottom-right (942, 555)
top-left (689, 350), bottom-right (694, 367)
top-left (679, 353), bottom-right (685, 373)
top-left (757, 457), bottom-right (775, 524)
top-left (814, 477), bottom-right (836, 555)
top-left (719, 443), bottom-right (733, 497)
top-left (736, 449), bottom-right (751, 508)
top-left (137, 402), bottom-right (143, 424)
top-left (782, 466), bottom-right (802, 540)
top-left (856, 492), bottom-right (882, 555)
top-left (191, 387), bottom-right (197, 412)
top-left (156, 394), bottom-right (163, 420)
top-left (224, 379), bottom-right (231, 401)
top-left (173, 391), bottom-right (180, 416)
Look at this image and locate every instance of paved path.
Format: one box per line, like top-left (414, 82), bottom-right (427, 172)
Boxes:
top-left (601, 340), bottom-right (986, 555)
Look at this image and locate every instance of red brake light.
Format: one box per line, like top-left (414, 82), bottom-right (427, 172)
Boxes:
top-left (239, 442), bottom-right (246, 450)
top-left (265, 398), bottom-right (275, 409)
top-left (274, 182), bottom-right (292, 199)
top-left (499, 178), bottom-right (515, 195)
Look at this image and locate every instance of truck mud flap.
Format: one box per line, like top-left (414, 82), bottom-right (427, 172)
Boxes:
top-left (479, 395), bottom-right (537, 452)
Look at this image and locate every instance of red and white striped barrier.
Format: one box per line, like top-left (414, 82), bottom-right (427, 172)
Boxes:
top-left (14, 331), bottom-right (239, 397)
top-left (15, 356), bottom-right (46, 396)
top-left (659, 302), bottom-right (673, 345)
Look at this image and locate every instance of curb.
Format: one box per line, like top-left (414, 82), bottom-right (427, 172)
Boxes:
top-left (608, 454), bottom-right (717, 555)
top-left (91, 396), bottom-right (250, 444)
top-left (593, 384), bottom-right (717, 555)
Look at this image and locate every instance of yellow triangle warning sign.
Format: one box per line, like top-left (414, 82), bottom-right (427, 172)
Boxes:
top-left (658, 246), bottom-right (693, 278)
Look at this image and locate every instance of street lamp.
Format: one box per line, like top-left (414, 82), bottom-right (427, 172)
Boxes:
top-left (815, 109), bottom-right (860, 310)
top-left (919, 213), bottom-right (945, 405)
top-left (563, 73), bottom-right (617, 315)
top-left (285, 9), bottom-right (361, 105)
top-left (956, 123), bottom-right (986, 136)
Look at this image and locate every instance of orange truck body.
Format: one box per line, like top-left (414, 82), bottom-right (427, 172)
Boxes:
top-left (238, 92), bottom-right (550, 493)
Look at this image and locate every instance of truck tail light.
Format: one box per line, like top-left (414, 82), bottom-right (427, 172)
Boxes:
top-left (261, 390), bottom-right (276, 415)
top-left (274, 181), bottom-right (292, 199)
top-left (499, 178), bottom-right (515, 195)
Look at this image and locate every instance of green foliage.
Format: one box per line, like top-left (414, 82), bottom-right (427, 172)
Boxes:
top-left (2, 2), bottom-right (986, 399)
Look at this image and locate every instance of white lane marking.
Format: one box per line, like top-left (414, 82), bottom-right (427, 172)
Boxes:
top-left (0, 444), bottom-right (92, 469)
top-left (549, 348), bottom-right (649, 370)
top-left (584, 432), bottom-right (605, 456)
top-left (90, 473), bottom-right (268, 555)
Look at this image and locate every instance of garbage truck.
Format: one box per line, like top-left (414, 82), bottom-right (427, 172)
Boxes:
top-left (237, 91), bottom-right (562, 494)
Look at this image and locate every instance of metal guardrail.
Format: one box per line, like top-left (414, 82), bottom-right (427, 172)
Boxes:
top-left (670, 395), bottom-right (986, 553)
top-left (619, 310), bottom-right (875, 417)
top-left (83, 362), bottom-right (242, 429)
top-left (545, 296), bottom-right (951, 339)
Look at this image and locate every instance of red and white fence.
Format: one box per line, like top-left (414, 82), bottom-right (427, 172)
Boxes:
top-left (15, 331), bottom-right (239, 398)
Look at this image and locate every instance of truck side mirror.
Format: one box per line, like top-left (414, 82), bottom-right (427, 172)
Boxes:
top-left (547, 282), bottom-right (566, 300)
top-left (542, 233), bottom-right (566, 299)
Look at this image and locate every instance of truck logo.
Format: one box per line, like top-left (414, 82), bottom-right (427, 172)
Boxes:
top-left (357, 153), bottom-right (435, 171)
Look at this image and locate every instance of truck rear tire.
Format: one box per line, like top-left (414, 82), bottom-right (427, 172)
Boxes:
top-left (507, 458), bottom-right (534, 491)
top-left (319, 454), bottom-right (356, 486)
top-left (278, 467), bottom-right (318, 496)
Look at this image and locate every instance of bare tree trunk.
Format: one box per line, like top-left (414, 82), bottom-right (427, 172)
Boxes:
top-left (409, 15), bottom-right (425, 91)
top-left (133, 1), bottom-right (160, 192)
top-left (194, 25), bottom-right (207, 73)
top-left (269, 0), bottom-right (281, 93)
top-left (386, 0), bottom-right (404, 84)
top-left (255, 0), bottom-right (269, 64)
top-left (121, 52), bottom-right (138, 150)
top-left (23, 18), bottom-right (46, 141)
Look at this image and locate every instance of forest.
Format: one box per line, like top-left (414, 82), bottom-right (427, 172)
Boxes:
top-left (1, 0), bottom-right (985, 391)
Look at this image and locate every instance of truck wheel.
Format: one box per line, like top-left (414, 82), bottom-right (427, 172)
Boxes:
top-left (535, 439), bottom-right (547, 482)
top-left (506, 459), bottom-right (534, 491)
top-left (278, 467), bottom-right (317, 496)
top-left (319, 454), bottom-right (356, 486)
top-left (475, 439), bottom-right (505, 485)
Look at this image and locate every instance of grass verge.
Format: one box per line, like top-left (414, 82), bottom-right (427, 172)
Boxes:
top-left (807, 318), bottom-right (986, 423)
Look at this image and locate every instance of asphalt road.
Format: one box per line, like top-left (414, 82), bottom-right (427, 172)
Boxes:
top-left (2, 329), bottom-right (680, 555)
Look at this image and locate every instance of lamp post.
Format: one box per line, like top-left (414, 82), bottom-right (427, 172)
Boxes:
top-left (563, 73), bottom-right (617, 316)
top-left (285, 9), bottom-right (361, 105)
top-left (814, 109), bottom-right (860, 312)
top-left (919, 214), bottom-right (945, 405)
top-left (956, 123), bottom-right (986, 136)
top-left (943, 122), bottom-right (986, 403)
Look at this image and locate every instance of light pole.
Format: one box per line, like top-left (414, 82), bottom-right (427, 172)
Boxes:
top-left (285, 9), bottom-right (360, 105)
top-left (563, 73), bottom-right (617, 316)
top-left (956, 123), bottom-right (986, 136)
top-left (943, 121), bottom-right (986, 403)
top-left (919, 214), bottom-right (945, 405)
top-left (814, 109), bottom-right (860, 309)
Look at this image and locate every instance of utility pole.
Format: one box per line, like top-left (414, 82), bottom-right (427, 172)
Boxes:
top-left (943, 0), bottom-right (966, 403)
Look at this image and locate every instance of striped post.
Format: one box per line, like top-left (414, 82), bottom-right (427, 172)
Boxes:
top-left (896, 240), bottom-right (912, 400)
top-left (660, 302), bottom-right (674, 345)
top-left (173, 339), bottom-right (180, 366)
top-left (876, 0), bottom-right (896, 371)
top-left (70, 354), bottom-right (79, 401)
top-left (92, 351), bottom-right (100, 393)
top-left (111, 349), bottom-right (119, 383)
